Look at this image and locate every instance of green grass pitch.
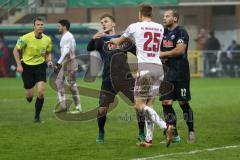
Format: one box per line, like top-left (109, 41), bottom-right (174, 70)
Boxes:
top-left (0, 78), bottom-right (240, 160)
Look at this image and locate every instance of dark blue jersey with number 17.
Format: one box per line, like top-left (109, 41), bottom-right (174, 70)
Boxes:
top-left (161, 26), bottom-right (190, 81)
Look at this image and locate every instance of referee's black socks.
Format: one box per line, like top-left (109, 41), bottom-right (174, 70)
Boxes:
top-left (97, 115), bottom-right (106, 135)
top-left (26, 97), bottom-right (33, 103)
top-left (97, 108), bottom-right (107, 135)
top-left (180, 103), bottom-right (194, 132)
top-left (35, 97), bottom-right (44, 120)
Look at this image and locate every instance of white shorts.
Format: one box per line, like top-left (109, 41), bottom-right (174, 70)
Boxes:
top-left (134, 63), bottom-right (164, 99)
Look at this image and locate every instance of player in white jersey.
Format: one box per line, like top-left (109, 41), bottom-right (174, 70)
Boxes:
top-left (110, 4), bottom-right (173, 147)
top-left (54, 19), bottom-right (82, 113)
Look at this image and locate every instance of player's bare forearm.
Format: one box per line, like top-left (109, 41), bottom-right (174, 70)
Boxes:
top-left (46, 52), bottom-right (52, 62)
top-left (46, 52), bottom-right (53, 67)
top-left (13, 47), bottom-right (22, 67)
top-left (110, 36), bottom-right (126, 44)
top-left (13, 47), bottom-right (23, 72)
top-left (160, 44), bottom-right (186, 59)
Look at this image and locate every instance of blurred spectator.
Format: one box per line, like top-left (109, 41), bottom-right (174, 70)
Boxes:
top-left (226, 40), bottom-right (240, 59)
top-left (205, 30), bottom-right (221, 72)
top-left (225, 40), bottom-right (240, 76)
top-left (194, 28), bottom-right (208, 50)
top-left (0, 38), bottom-right (10, 77)
top-left (206, 30), bottom-right (221, 51)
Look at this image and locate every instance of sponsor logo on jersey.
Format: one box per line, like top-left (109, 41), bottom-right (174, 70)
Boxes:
top-left (171, 35), bottom-right (175, 40)
top-left (177, 39), bottom-right (184, 44)
top-left (163, 40), bottom-right (174, 48)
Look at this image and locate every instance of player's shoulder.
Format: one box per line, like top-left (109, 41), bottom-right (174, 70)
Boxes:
top-left (175, 26), bottom-right (188, 37)
top-left (65, 31), bottom-right (73, 36)
top-left (21, 31), bottom-right (34, 39)
top-left (42, 33), bottom-right (51, 41)
top-left (129, 22), bottom-right (139, 28)
top-left (126, 22), bottom-right (139, 33)
top-left (138, 21), bottom-right (164, 29)
top-left (176, 26), bottom-right (188, 33)
top-left (156, 22), bottom-right (164, 30)
top-left (149, 21), bottom-right (164, 30)
top-left (63, 31), bottom-right (74, 40)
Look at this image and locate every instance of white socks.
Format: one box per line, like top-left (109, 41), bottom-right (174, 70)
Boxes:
top-left (58, 90), bottom-right (82, 111)
top-left (145, 118), bottom-right (154, 142)
top-left (143, 105), bottom-right (167, 130)
top-left (58, 90), bottom-right (65, 102)
top-left (58, 91), bottom-right (66, 108)
top-left (76, 104), bottom-right (82, 111)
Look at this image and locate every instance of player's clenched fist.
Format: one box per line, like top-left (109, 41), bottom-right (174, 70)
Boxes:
top-left (16, 65), bottom-right (23, 73)
top-left (93, 32), bottom-right (105, 39)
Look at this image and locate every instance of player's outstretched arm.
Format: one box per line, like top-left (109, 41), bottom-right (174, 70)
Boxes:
top-left (160, 43), bottom-right (186, 59)
top-left (110, 36), bottom-right (126, 45)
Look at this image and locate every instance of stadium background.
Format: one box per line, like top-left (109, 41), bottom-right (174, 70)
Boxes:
top-left (1, 0), bottom-right (240, 77)
top-left (0, 1), bottom-right (240, 160)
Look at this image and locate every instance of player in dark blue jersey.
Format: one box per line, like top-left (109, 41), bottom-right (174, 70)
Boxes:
top-left (87, 14), bottom-right (145, 144)
top-left (160, 9), bottom-right (195, 143)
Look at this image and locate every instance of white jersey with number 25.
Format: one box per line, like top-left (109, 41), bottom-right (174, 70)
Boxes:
top-left (123, 21), bottom-right (164, 65)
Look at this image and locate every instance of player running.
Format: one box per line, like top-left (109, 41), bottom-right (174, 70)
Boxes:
top-left (13, 17), bottom-right (52, 123)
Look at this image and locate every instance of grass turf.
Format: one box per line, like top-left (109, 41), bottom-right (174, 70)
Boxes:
top-left (0, 78), bottom-right (240, 160)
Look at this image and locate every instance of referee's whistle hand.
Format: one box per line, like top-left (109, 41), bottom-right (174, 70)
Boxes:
top-left (16, 65), bottom-right (23, 73)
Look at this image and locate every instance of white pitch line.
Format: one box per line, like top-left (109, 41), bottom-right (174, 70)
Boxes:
top-left (133, 145), bottom-right (240, 160)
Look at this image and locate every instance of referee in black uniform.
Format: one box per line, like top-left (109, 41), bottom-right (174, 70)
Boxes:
top-left (160, 9), bottom-right (195, 143)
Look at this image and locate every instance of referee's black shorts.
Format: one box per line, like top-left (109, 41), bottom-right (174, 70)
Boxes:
top-left (21, 62), bottom-right (47, 89)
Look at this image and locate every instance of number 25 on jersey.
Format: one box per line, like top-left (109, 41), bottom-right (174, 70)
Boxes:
top-left (143, 32), bottom-right (161, 52)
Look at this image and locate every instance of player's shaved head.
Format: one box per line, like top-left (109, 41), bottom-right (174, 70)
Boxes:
top-left (139, 4), bottom-right (153, 17)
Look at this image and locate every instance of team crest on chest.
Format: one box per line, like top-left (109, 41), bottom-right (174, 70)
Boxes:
top-left (170, 35), bottom-right (175, 40)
